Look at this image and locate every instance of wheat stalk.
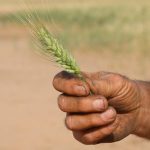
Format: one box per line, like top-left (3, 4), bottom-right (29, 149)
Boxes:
top-left (20, 12), bottom-right (82, 78)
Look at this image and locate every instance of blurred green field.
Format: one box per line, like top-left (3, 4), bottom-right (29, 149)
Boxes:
top-left (0, 0), bottom-right (150, 54)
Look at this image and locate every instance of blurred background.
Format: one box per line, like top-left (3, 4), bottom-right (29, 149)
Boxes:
top-left (0, 0), bottom-right (150, 149)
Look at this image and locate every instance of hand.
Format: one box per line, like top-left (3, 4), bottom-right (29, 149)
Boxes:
top-left (53, 71), bottom-right (142, 144)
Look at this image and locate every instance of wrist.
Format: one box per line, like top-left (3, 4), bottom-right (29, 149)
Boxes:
top-left (133, 80), bottom-right (150, 138)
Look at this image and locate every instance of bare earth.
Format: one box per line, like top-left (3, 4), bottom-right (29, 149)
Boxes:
top-left (0, 26), bottom-right (150, 150)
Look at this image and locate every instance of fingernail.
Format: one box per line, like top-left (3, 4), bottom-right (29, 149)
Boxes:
top-left (101, 108), bottom-right (116, 120)
top-left (93, 99), bottom-right (105, 111)
top-left (74, 86), bottom-right (86, 95)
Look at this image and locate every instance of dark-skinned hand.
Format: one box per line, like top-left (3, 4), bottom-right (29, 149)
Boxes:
top-left (53, 71), bottom-right (142, 144)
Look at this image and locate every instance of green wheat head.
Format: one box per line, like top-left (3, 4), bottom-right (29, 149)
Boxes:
top-left (36, 26), bottom-right (81, 75)
top-left (20, 12), bottom-right (81, 77)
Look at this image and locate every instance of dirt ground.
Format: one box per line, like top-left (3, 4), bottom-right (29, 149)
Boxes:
top-left (0, 25), bottom-right (150, 150)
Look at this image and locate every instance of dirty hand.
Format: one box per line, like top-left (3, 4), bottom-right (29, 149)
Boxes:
top-left (53, 71), bottom-right (142, 144)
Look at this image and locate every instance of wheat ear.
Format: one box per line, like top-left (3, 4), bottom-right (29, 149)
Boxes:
top-left (37, 26), bottom-right (81, 75)
top-left (20, 13), bottom-right (82, 78)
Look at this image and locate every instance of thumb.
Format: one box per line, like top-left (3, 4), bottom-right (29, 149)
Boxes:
top-left (81, 71), bottom-right (115, 98)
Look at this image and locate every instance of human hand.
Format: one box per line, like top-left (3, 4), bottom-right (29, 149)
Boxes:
top-left (53, 71), bottom-right (142, 144)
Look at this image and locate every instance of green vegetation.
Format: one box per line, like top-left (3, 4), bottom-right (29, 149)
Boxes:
top-left (0, 5), bottom-right (150, 53)
top-left (32, 25), bottom-right (81, 76)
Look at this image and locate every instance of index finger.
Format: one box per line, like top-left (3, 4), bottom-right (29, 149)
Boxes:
top-left (53, 71), bottom-right (90, 96)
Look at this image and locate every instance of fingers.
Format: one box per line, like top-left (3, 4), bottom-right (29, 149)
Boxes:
top-left (73, 118), bottom-right (119, 145)
top-left (58, 95), bottom-right (108, 113)
top-left (65, 107), bottom-right (117, 131)
top-left (53, 71), bottom-right (124, 98)
top-left (53, 71), bottom-right (90, 96)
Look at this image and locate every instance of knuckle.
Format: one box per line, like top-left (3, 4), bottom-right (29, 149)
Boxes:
top-left (82, 134), bottom-right (96, 145)
top-left (57, 95), bottom-right (67, 112)
top-left (65, 116), bottom-right (74, 130)
top-left (73, 132), bottom-right (80, 141)
top-left (73, 131), bottom-right (89, 144)
top-left (53, 71), bottom-right (67, 90)
top-left (53, 72), bottom-right (61, 87)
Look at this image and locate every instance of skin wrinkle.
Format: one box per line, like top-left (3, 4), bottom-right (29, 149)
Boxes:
top-left (109, 79), bottom-right (140, 113)
top-left (123, 83), bottom-right (140, 111)
top-left (110, 78), bottom-right (126, 98)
